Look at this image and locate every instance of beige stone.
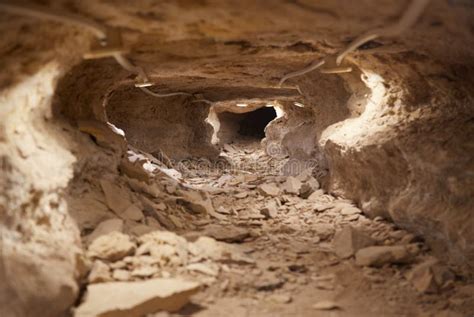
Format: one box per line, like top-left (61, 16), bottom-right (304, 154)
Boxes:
top-left (100, 179), bottom-right (133, 214)
top-left (75, 278), bottom-right (200, 317)
top-left (88, 232), bottom-right (136, 262)
top-left (88, 260), bottom-right (112, 284)
top-left (355, 245), bottom-right (419, 267)
top-left (333, 226), bottom-right (376, 259)
top-left (281, 176), bottom-right (302, 195)
top-left (203, 224), bottom-right (250, 243)
top-left (258, 183), bottom-right (281, 197)
top-left (113, 269), bottom-right (132, 281)
top-left (260, 201), bottom-right (278, 219)
top-left (312, 300), bottom-right (340, 310)
top-left (407, 257), bottom-right (454, 294)
top-left (122, 204), bottom-right (144, 221)
top-left (86, 218), bottom-right (124, 244)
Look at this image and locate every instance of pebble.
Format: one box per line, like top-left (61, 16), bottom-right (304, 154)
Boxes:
top-left (355, 244), bottom-right (420, 267)
top-left (312, 300), bottom-right (340, 310)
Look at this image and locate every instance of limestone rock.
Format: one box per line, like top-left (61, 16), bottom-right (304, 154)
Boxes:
top-left (313, 223), bottom-right (335, 240)
top-left (88, 260), bottom-right (112, 284)
top-left (355, 245), bottom-right (419, 267)
top-left (177, 189), bottom-right (215, 215)
top-left (113, 269), bottom-right (131, 281)
top-left (340, 206), bottom-right (362, 216)
top-left (407, 257), bottom-right (454, 293)
top-left (203, 224), bottom-right (250, 243)
top-left (131, 266), bottom-right (159, 278)
top-left (254, 272), bottom-right (286, 291)
top-left (128, 224), bottom-right (155, 237)
top-left (88, 232), bottom-right (136, 262)
top-left (86, 218), bottom-right (124, 244)
top-left (307, 190), bottom-right (326, 201)
top-left (312, 300), bottom-right (340, 310)
top-left (100, 179), bottom-right (133, 214)
top-left (74, 278), bottom-right (200, 317)
top-left (260, 201), bottom-right (278, 219)
top-left (333, 226), bottom-right (376, 259)
top-left (122, 204), bottom-right (144, 221)
top-left (119, 155), bottom-right (152, 183)
top-left (186, 262), bottom-right (219, 276)
top-left (331, 201), bottom-right (360, 215)
top-left (299, 178), bottom-right (320, 199)
top-left (78, 120), bottom-right (127, 152)
top-left (216, 206), bottom-right (231, 215)
top-left (281, 176), bottom-right (303, 195)
top-left (234, 191), bottom-right (248, 199)
top-left (258, 183), bottom-right (281, 197)
top-left (188, 236), bottom-right (254, 264)
top-left (188, 236), bottom-right (224, 262)
top-left (268, 294), bottom-right (292, 304)
top-left (138, 231), bottom-right (189, 266)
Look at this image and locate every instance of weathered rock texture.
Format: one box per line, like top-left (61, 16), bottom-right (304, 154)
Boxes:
top-left (0, 63), bottom-right (83, 317)
top-left (106, 87), bottom-right (218, 160)
top-left (0, 0), bottom-right (473, 315)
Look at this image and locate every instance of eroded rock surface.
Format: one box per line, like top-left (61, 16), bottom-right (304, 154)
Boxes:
top-left (1, 0), bottom-right (473, 316)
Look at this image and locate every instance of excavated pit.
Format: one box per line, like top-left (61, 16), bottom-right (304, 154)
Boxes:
top-left (1, 1), bottom-right (474, 316)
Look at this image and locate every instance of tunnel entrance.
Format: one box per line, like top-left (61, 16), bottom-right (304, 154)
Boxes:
top-left (214, 106), bottom-right (277, 144)
top-left (237, 106), bottom-right (277, 138)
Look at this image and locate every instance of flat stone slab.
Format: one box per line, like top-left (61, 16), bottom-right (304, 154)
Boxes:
top-left (75, 278), bottom-right (200, 317)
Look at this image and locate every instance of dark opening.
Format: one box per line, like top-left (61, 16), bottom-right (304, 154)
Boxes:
top-left (216, 106), bottom-right (277, 144)
top-left (238, 106), bottom-right (277, 138)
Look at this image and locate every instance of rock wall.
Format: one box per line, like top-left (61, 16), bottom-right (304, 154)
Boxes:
top-left (0, 17), bottom-right (91, 316)
top-left (320, 57), bottom-right (474, 274)
top-left (0, 3), bottom-right (473, 317)
top-left (106, 86), bottom-right (218, 160)
top-left (0, 64), bottom-right (83, 317)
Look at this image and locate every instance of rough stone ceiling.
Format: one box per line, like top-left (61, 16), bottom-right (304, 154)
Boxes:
top-left (2, 0), bottom-right (474, 89)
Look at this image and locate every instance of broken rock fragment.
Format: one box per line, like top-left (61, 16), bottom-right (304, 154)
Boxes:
top-left (281, 176), bottom-right (302, 195)
top-left (100, 179), bottom-right (133, 214)
top-left (258, 183), bottom-right (281, 197)
top-left (78, 119), bottom-right (127, 151)
top-left (74, 278), bottom-right (200, 317)
top-left (312, 300), bottom-right (340, 310)
top-left (204, 224), bottom-right (250, 243)
top-left (333, 226), bottom-right (376, 259)
top-left (254, 272), bottom-right (286, 291)
top-left (355, 244), bottom-right (419, 267)
top-left (113, 269), bottom-right (131, 281)
top-left (88, 260), bottom-right (112, 284)
top-left (260, 201), bottom-right (278, 219)
top-left (138, 231), bottom-right (189, 266)
top-left (88, 232), bottom-right (136, 262)
top-left (188, 236), bottom-right (254, 264)
top-left (313, 223), bottom-right (335, 240)
top-left (407, 257), bottom-right (454, 293)
top-left (122, 204), bottom-right (144, 221)
top-left (186, 262), bottom-right (220, 277)
top-left (268, 294), bottom-right (292, 304)
top-left (298, 172), bottom-right (320, 198)
top-left (85, 218), bottom-right (124, 244)
top-left (340, 206), bottom-right (362, 216)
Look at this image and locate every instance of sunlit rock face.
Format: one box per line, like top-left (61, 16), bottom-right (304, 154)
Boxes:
top-left (0, 0), bottom-right (473, 315)
top-left (322, 61), bottom-right (474, 274)
top-left (0, 64), bottom-right (83, 317)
